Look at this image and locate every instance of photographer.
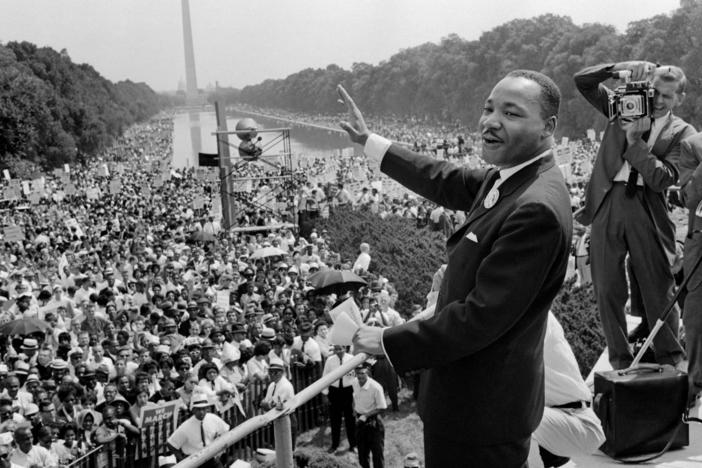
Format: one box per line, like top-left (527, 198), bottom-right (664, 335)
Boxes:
top-left (574, 61), bottom-right (696, 370)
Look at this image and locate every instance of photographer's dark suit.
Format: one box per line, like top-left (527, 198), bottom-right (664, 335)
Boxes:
top-left (574, 63), bottom-right (695, 369)
top-left (380, 144), bottom-right (572, 467)
top-left (679, 133), bottom-right (702, 400)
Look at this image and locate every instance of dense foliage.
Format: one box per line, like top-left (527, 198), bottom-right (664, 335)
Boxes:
top-left (237, 3), bottom-right (702, 137)
top-left (312, 207), bottom-right (446, 313)
top-left (0, 41), bottom-right (165, 169)
top-left (552, 279), bottom-right (605, 376)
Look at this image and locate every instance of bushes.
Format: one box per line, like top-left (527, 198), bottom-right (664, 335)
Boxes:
top-left (551, 278), bottom-right (605, 376)
top-left (313, 207), bottom-right (446, 313)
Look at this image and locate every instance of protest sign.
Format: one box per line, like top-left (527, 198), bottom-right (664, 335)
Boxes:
top-left (3, 225), bottom-right (25, 243)
top-left (137, 401), bottom-right (179, 460)
top-left (2, 169), bottom-right (10, 181)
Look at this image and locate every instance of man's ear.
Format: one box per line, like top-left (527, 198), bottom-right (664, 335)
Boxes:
top-left (676, 92), bottom-right (686, 108)
top-left (542, 116), bottom-right (557, 139)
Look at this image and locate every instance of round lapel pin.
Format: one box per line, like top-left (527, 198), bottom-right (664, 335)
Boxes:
top-left (484, 188), bottom-right (499, 209)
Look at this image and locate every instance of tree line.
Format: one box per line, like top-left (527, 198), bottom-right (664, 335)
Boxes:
top-left (0, 41), bottom-right (167, 170)
top-left (228, 4), bottom-right (702, 138)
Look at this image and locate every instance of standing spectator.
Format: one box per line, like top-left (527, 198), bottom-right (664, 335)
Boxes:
top-left (322, 345), bottom-right (356, 453)
top-left (352, 243), bottom-right (372, 275)
top-left (352, 363), bottom-right (387, 468)
top-left (167, 397), bottom-right (230, 468)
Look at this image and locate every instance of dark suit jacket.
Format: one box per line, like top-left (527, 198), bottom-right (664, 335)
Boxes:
top-left (679, 133), bottom-right (702, 290)
top-left (573, 63), bottom-right (696, 263)
top-left (380, 144), bottom-right (572, 445)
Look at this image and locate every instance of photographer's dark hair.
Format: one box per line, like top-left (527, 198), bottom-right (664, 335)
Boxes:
top-left (506, 69), bottom-right (561, 119)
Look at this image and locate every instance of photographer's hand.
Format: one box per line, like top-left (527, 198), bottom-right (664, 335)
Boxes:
top-left (620, 117), bottom-right (651, 146)
top-left (337, 85), bottom-right (370, 146)
top-left (613, 61), bottom-right (657, 81)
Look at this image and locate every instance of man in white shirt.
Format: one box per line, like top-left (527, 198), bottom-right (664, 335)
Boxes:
top-left (260, 359), bottom-right (296, 446)
top-left (292, 322), bottom-right (322, 366)
top-left (352, 363), bottom-right (387, 468)
top-left (322, 345), bottom-right (357, 453)
top-left (11, 426), bottom-right (56, 468)
top-left (352, 243), bottom-right (371, 274)
top-left (528, 312), bottom-right (606, 467)
top-left (167, 397), bottom-right (230, 468)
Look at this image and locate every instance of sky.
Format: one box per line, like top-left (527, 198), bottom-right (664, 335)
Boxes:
top-left (0, 0), bottom-right (683, 92)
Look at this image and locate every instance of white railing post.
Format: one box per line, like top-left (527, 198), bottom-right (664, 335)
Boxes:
top-left (273, 415), bottom-right (294, 468)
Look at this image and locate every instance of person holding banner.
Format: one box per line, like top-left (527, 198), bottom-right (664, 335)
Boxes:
top-left (340, 69), bottom-right (572, 468)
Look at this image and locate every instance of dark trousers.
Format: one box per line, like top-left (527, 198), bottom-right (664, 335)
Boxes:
top-left (328, 386), bottom-right (356, 448)
top-left (424, 432), bottom-right (529, 468)
top-left (590, 184), bottom-right (684, 369)
top-left (684, 236), bottom-right (702, 402)
top-left (356, 417), bottom-right (384, 468)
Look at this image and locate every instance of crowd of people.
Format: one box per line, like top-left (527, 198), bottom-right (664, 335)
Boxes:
top-left (4, 64), bottom-right (691, 466)
top-left (0, 111), bottom-right (422, 468)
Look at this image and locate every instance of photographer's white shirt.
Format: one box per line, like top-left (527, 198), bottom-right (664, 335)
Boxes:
top-left (613, 112), bottom-right (671, 184)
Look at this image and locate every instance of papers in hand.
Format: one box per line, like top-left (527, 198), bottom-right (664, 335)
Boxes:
top-left (328, 298), bottom-right (363, 346)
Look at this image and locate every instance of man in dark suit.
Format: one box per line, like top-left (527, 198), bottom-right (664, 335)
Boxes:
top-left (678, 133), bottom-right (702, 408)
top-left (339, 69), bottom-right (572, 468)
top-left (574, 62), bottom-right (695, 370)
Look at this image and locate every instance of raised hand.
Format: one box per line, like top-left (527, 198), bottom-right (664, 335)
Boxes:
top-left (337, 85), bottom-right (370, 146)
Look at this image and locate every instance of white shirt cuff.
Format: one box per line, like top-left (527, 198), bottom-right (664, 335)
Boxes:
top-left (380, 327), bottom-right (395, 368)
top-left (364, 134), bottom-right (392, 165)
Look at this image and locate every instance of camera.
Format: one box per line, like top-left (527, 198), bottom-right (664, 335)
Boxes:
top-left (607, 70), bottom-right (655, 121)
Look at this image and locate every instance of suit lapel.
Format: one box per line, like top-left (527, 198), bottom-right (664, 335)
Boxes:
top-left (446, 168), bottom-right (499, 247)
top-left (462, 154), bottom-right (553, 227)
top-left (651, 115), bottom-right (673, 157)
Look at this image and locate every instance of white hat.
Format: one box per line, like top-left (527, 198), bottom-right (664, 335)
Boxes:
top-left (229, 461), bottom-right (252, 468)
top-left (191, 397), bottom-right (211, 409)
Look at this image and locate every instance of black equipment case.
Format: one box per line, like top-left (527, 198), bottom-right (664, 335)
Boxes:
top-left (594, 364), bottom-right (688, 458)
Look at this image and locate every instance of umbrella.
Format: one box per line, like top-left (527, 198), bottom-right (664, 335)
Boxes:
top-left (250, 246), bottom-right (286, 259)
top-left (0, 318), bottom-right (51, 336)
top-left (189, 231), bottom-right (216, 242)
top-left (308, 269), bottom-right (367, 295)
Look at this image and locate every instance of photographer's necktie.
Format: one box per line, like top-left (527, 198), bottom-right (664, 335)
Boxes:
top-left (625, 119), bottom-right (653, 197)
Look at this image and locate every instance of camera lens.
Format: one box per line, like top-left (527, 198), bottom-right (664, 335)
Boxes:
top-left (625, 102), bottom-right (636, 110)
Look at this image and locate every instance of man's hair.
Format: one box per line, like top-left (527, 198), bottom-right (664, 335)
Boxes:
top-left (505, 69), bottom-right (561, 119)
top-left (654, 65), bottom-right (687, 95)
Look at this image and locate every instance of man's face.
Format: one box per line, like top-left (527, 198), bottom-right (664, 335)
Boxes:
top-left (0, 405), bottom-right (12, 422)
top-left (6, 378), bottom-right (19, 398)
top-left (651, 77), bottom-right (683, 118)
top-left (356, 368), bottom-right (369, 386)
top-left (479, 76), bottom-right (553, 168)
top-left (193, 406), bottom-right (207, 420)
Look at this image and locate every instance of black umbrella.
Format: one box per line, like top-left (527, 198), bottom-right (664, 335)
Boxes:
top-left (308, 269), bottom-right (367, 295)
top-left (0, 318), bottom-right (51, 336)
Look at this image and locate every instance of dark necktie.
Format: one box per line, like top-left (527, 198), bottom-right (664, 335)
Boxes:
top-left (338, 355), bottom-right (344, 389)
top-left (625, 120), bottom-right (653, 197)
top-left (200, 420), bottom-right (206, 446)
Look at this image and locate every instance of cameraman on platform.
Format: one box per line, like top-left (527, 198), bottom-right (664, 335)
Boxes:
top-left (574, 61), bottom-right (696, 370)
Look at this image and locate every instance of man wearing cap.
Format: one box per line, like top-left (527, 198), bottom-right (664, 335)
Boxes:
top-left (352, 363), bottom-right (387, 468)
top-left (19, 339), bottom-right (39, 367)
top-left (167, 397), bottom-right (230, 468)
top-left (260, 358), bottom-right (296, 445)
top-left (322, 345), bottom-right (356, 453)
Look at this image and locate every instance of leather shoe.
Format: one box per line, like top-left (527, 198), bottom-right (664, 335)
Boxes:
top-left (327, 446), bottom-right (338, 453)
